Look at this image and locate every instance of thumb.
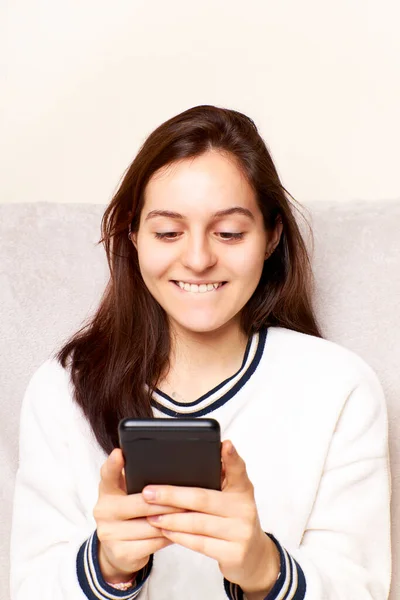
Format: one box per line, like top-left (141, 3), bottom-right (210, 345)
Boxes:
top-left (221, 440), bottom-right (252, 493)
top-left (100, 448), bottom-right (127, 495)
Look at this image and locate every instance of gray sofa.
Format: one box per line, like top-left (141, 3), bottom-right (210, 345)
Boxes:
top-left (1, 201), bottom-right (399, 599)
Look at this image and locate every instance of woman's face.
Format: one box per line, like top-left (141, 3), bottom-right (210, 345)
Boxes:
top-left (132, 150), bottom-right (281, 335)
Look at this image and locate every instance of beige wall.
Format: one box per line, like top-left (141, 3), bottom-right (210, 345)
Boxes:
top-left (1, 0), bottom-right (399, 205)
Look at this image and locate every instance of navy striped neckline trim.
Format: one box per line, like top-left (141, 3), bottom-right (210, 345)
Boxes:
top-left (151, 328), bottom-right (268, 418)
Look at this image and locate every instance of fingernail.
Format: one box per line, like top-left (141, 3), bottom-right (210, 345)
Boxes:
top-left (148, 515), bottom-right (161, 523)
top-left (143, 488), bottom-right (157, 501)
top-left (228, 443), bottom-right (236, 455)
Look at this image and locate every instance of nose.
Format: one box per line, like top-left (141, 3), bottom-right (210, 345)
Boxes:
top-left (181, 232), bottom-right (217, 272)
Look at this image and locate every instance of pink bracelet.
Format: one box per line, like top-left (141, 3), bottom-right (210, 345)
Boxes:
top-left (105, 576), bottom-right (135, 591)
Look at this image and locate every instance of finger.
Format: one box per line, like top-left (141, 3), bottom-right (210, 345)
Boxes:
top-left (147, 512), bottom-right (239, 541)
top-left (98, 517), bottom-right (166, 542)
top-left (110, 537), bottom-right (174, 561)
top-left (108, 494), bottom-right (188, 521)
top-left (221, 462), bottom-right (227, 490)
top-left (99, 449), bottom-right (126, 495)
top-left (142, 486), bottom-right (229, 517)
top-left (221, 440), bottom-right (252, 493)
top-left (160, 531), bottom-right (231, 563)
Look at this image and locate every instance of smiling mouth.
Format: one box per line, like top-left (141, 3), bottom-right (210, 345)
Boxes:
top-left (172, 281), bottom-right (227, 293)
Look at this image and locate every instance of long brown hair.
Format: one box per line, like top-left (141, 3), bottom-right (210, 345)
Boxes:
top-left (55, 105), bottom-right (323, 455)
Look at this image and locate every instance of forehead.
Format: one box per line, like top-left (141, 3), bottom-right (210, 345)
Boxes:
top-left (143, 151), bottom-right (258, 213)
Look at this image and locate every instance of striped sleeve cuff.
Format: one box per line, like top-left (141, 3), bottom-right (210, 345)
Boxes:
top-left (76, 530), bottom-right (153, 599)
top-left (224, 533), bottom-right (306, 600)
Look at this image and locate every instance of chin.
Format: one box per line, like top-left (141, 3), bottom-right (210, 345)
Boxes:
top-left (170, 313), bottom-right (237, 335)
top-left (175, 322), bottom-right (222, 334)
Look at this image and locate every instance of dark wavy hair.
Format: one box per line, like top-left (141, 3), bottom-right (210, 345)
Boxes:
top-left (55, 105), bottom-right (323, 455)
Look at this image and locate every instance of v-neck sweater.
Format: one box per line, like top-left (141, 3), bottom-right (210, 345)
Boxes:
top-left (150, 327), bottom-right (266, 417)
top-left (10, 326), bottom-right (392, 599)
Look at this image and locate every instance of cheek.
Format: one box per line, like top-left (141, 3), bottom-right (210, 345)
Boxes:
top-left (137, 242), bottom-right (174, 279)
top-left (231, 246), bottom-right (265, 277)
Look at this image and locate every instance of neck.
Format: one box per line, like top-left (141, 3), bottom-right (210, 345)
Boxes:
top-left (165, 318), bottom-right (248, 381)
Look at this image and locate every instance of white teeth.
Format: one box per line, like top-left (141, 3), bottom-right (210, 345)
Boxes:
top-left (175, 281), bottom-right (224, 293)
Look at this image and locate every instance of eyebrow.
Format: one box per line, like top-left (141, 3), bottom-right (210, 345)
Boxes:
top-left (144, 207), bottom-right (255, 221)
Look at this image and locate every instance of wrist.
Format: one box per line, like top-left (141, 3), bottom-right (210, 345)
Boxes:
top-left (241, 535), bottom-right (281, 598)
top-left (105, 571), bottom-right (137, 585)
top-left (98, 543), bottom-right (136, 583)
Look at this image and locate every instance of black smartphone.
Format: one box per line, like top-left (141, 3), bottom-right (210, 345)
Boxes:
top-left (118, 418), bottom-right (222, 495)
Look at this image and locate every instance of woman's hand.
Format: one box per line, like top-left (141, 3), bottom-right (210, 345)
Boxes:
top-left (93, 448), bottom-right (185, 584)
top-left (143, 440), bottom-right (280, 596)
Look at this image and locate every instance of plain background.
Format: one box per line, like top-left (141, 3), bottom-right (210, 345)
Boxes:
top-left (1, 0), bottom-right (400, 207)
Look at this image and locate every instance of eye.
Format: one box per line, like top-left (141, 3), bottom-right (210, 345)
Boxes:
top-left (217, 232), bottom-right (244, 241)
top-left (154, 232), bottom-right (182, 240)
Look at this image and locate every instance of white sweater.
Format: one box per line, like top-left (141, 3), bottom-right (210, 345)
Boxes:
top-left (10, 326), bottom-right (392, 600)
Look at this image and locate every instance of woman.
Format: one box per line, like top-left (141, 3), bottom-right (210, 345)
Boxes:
top-left (10, 105), bottom-right (391, 599)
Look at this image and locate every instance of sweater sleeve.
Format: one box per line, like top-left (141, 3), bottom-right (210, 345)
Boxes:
top-left (76, 530), bottom-right (152, 599)
top-left (9, 362), bottom-right (152, 599)
top-left (224, 363), bottom-right (392, 600)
